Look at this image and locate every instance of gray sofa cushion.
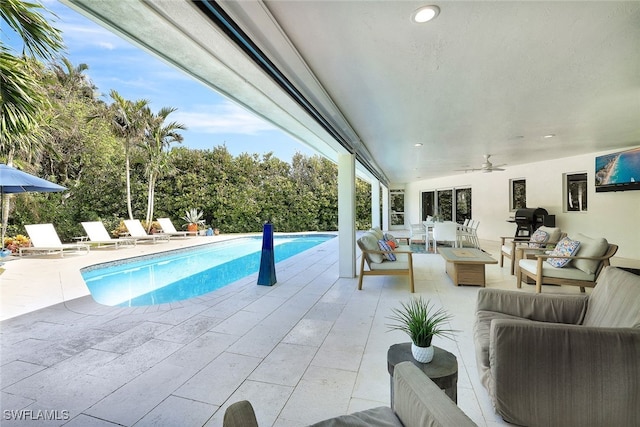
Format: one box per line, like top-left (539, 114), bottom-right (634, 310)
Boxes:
top-left (308, 407), bottom-right (402, 427)
top-left (393, 362), bottom-right (476, 427)
top-left (307, 362), bottom-right (476, 427)
top-left (474, 310), bottom-right (528, 389)
top-left (473, 268), bottom-right (640, 427)
top-left (583, 266), bottom-right (640, 328)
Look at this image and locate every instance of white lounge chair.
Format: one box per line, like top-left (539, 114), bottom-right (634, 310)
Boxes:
top-left (123, 219), bottom-right (171, 243)
top-left (21, 224), bottom-right (90, 257)
top-left (156, 217), bottom-right (194, 238)
top-left (81, 221), bottom-right (136, 248)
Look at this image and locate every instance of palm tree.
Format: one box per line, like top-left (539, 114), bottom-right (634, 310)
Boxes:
top-left (1, 0), bottom-right (64, 244)
top-left (51, 58), bottom-right (96, 100)
top-left (1, 0), bottom-right (64, 162)
top-left (142, 107), bottom-right (186, 229)
top-left (102, 90), bottom-right (150, 220)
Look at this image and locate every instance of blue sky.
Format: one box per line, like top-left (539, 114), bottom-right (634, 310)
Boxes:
top-left (4, 0), bottom-right (314, 161)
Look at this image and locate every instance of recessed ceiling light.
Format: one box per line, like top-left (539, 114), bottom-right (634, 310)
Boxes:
top-left (412, 5), bottom-right (440, 23)
top-left (414, 143), bottom-right (423, 147)
top-left (543, 134), bottom-right (556, 139)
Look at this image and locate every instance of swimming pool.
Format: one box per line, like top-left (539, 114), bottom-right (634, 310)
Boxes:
top-left (81, 234), bottom-right (335, 307)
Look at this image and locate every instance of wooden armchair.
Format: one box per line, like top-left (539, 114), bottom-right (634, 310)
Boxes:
top-left (357, 231), bottom-right (415, 293)
top-left (499, 226), bottom-right (564, 275)
top-left (516, 236), bottom-right (618, 292)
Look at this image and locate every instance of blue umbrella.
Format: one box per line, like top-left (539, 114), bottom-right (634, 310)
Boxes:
top-left (0, 164), bottom-right (67, 193)
top-left (0, 164), bottom-right (67, 249)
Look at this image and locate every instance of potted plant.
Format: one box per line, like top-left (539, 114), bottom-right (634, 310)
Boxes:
top-left (181, 208), bottom-right (205, 234)
top-left (387, 296), bottom-right (456, 363)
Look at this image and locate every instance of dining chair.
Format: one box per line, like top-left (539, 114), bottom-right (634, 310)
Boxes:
top-left (432, 221), bottom-right (458, 252)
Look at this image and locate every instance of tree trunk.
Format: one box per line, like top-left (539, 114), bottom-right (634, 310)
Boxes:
top-left (1, 155), bottom-right (15, 248)
top-left (145, 173), bottom-right (155, 231)
top-left (125, 150), bottom-right (134, 220)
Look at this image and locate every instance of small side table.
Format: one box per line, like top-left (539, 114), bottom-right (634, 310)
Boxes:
top-left (387, 343), bottom-right (458, 403)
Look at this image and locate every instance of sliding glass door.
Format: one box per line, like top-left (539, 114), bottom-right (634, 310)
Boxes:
top-left (421, 187), bottom-right (471, 223)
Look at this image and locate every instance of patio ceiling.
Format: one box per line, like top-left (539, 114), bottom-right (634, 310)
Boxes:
top-left (62, 0), bottom-right (640, 185)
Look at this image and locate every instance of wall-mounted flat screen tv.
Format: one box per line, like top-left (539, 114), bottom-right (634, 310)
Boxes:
top-left (595, 147), bottom-right (640, 192)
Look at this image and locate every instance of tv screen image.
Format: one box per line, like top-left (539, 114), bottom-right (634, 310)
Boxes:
top-left (595, 147), bottom-right (640, 192)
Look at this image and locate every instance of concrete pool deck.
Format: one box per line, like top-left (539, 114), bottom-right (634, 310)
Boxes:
top-left (2, 235), bottom-right (638, 426)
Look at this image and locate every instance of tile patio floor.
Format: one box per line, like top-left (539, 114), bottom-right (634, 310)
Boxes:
top-left (0, 234), bottom-right (630, 426)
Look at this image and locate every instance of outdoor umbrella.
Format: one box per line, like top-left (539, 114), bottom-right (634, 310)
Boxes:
top-left (0, 164), bottom-right (67, 249)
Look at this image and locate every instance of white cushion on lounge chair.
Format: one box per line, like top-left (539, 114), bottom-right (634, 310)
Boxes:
top-left (21, 224), bottom-right (89, 256)
top-left (156, 218), bottom-right (192, 237)
top-left (123, 220), bottom-right (171, 242)
top-left (81, 221), bottom-right (135, 248)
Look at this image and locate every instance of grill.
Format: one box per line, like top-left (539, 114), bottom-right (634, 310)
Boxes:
top-left (513, 208), bottom-right (550, 238)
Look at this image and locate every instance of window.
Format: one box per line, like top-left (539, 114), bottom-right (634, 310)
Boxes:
top-left (421, 191), bottom-right (435, 220)
top-left (390, 190), bottom-right (405, 226)
top-left (421, 187), bottom-right (471, 222)
top-left (437, 189), bottom-right (453, 221)
top-left (565, 172), bottom-right (587, 212)
top-left (510, 179), bottom-right (526, 211)
top-left (455, 188), bottom-right (472, 223)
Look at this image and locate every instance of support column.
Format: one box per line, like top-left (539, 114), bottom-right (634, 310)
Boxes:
top-left (381, 184), bottom-right (390, 231)
top-left (338, 153), bottom-right (356, 278)
top-left (371, 179), bottom-right (381, 230)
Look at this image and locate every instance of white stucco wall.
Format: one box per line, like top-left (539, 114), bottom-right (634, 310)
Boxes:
top-left (404, 149), bottom-right (640, 260)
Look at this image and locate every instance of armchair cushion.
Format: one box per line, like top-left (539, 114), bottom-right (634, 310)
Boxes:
top-left (570, 233), bottom-right (608, 275)
top-left (547, 236), bottom-right (580, 267)
top-left (537, 226), bottom-right (562, 244)
top-left (583, 266), bottom-right (640, 328)
top-left (488, 320), bottom-right (640, 427)
top-left (369, 227), bottom-right (384, 240)
top-left (475, 289), bottom-right (588, 323)
top-left (359, 232), bottom-right (385, 263)
top-left (518, 258), bottom-right (595, 281)
top-left (369, 252), bottom-right (410, 270)
top-left (309, 406), bottom-right (401, 427)
top-left (475, 268), bottom-right (640, 426)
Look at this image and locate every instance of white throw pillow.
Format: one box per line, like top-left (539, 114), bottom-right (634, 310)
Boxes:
top-left (570, 233), bottom-right (609, 274)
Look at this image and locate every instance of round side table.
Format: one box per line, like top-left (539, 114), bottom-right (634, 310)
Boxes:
top-left (387, 343), bottom-right (458, 403)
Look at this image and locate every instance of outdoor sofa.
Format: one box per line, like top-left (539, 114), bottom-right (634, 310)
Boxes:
top-left (474, 266), bottom-right (640, 426)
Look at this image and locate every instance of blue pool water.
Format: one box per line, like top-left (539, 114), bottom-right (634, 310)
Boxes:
top-left (81, 234), bottom-right (334, 307)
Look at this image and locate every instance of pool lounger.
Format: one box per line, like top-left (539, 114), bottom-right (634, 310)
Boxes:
top-left (123, 220), bottom-right (171, 243)
top-left (21, 224), bottom-right (90, 257)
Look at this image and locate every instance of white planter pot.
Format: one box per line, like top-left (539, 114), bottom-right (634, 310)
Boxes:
top-left (411, 342), bottom-right (434, 363)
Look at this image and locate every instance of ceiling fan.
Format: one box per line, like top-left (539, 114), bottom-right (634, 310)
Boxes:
top-left (457, 154), bottom-right (506, 173)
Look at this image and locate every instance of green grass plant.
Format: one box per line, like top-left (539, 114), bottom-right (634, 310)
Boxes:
top-left (386, 296), bottom-right (456, 347)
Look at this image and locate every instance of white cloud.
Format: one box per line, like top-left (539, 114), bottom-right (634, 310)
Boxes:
top-left (57, 22), bottom-right (126, 51)
top-left (173, 101), bottom-right (278, 135)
